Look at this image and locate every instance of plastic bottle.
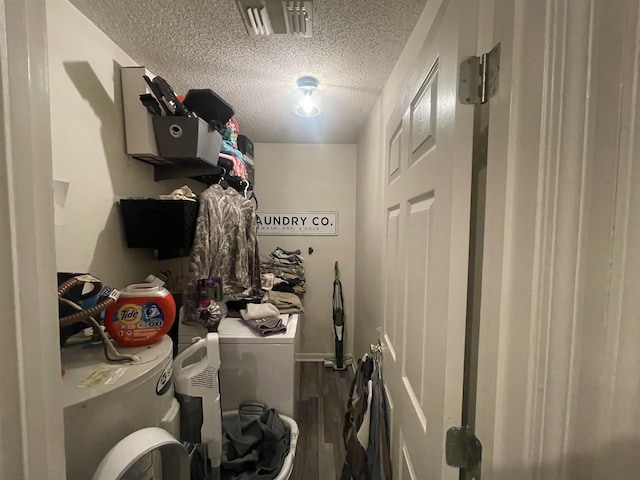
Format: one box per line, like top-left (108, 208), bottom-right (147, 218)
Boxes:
top-left (104, 283), bottom-right (176, 347)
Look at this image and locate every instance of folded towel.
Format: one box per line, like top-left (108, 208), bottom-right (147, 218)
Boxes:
top-left (240, 313), bottom-right (286, 336)
top-left (239, 305), bottom-right (286, 336)
top-left (241, 302), bottom-right (280, 320)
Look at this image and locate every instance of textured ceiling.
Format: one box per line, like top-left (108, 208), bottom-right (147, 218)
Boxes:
top-left (69, 0), bottom-right (428, 144)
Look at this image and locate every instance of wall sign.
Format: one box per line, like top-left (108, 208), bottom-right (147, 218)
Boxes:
top-left (256, 211), bottom-right (339, 236)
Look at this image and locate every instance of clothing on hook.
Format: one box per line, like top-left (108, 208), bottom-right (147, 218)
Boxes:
top-left (341, 353), bottom-right (392, 480)
top-left (183, 184), bottom-right (261, 324)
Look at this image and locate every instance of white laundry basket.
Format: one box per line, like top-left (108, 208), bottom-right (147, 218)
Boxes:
top-left (221, 411), bottom-right (299, 480)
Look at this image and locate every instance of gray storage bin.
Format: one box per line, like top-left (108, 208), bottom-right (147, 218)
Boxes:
top-left (152, 116), bottom-right (221, 166)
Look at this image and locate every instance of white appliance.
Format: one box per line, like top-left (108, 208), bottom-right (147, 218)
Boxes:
top-left (92, 336), bottom-right (300, 480)
top-left (179, 314), bottom-right (299, 417)
top-left (93, 427), bottom-right (190, 480)
top-left (61, 336), bottom-right (179, 480)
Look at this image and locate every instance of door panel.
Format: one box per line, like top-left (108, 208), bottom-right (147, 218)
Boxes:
top-left (400, 435), bottom-right (419, 480)
top-left (384, 381), bottom-right (396, 451)
top-left (382, 0), bottom-right (478, 477)
top-left (404, 191), bottom-right (435, 431)
top-left (389, 124), bottom-right (403, 183)
top-left (385, 205), bottom-right (401, 357)
top-left (410, 69), bottom-right (438, 162)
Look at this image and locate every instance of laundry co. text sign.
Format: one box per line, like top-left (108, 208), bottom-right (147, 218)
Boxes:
top-left (256, 211), bottom-right (338, 236)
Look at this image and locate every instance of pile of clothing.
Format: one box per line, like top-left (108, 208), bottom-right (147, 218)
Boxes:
top-left (260, 247), bottom-right (305, 314)
top-left (221, 407), bottom-right (290, 480)
top-left (261, 247), bottom-right (306, 297)
top-left (265, 290), bottom-right (303, 314)
top-left (220, 117), bottom-right (248, 180)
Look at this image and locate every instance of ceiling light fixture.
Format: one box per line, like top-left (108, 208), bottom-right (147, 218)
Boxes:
top-left (291, 76), bottom-right (322, 117)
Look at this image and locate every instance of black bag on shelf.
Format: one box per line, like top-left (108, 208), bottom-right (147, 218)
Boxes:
top-left (183, 89), bottom-right (234, 131)
top-left (238, 134), bottom-right (254, 158)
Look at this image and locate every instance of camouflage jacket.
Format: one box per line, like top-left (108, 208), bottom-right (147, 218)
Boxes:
top-left (183, 184), bottom-right (261, 324)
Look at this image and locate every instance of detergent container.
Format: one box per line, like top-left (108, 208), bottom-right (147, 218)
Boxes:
top-left (105, 283), bottom-right (176, 347)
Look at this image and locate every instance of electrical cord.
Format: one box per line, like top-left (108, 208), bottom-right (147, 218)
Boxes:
top-left (59, 297), bottom-right (140, 363)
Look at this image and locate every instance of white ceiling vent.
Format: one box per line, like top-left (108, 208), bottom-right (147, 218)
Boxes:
top-left (236, 1), bottom-right (313, 37)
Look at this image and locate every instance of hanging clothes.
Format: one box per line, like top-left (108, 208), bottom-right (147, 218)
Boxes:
top-left (367, 371), bottom-right (392, 480)
top-left (341, 357), bottom-right (373, 480)
top-left (341, 355), bottom-right (392, 480)
top-left (183, 184), bottom-right (261, 324)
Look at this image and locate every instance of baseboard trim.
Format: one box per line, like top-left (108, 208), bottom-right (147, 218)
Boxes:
top-left (295, 353), bottom-right (354, 363)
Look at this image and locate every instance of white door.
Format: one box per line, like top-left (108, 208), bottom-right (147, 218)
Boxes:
top-left (382, 0), bottom-right (478, 477)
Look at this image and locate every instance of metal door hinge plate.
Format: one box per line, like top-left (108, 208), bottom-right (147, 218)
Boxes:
top-left (459, 43), bottom-right (501, 104)
top-left (446, 425), bottom-right (482, 473)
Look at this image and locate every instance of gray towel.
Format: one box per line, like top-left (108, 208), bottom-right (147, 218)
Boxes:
top-left (240, 308), bottom-right (286, 336)
top-left (221, 408), bottom-right (290, 480)
top-left (243, 317), bottom-right (287, 336)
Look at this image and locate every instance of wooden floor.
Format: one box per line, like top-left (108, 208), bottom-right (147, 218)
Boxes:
top-left (293, 361), bottom-right (354, 480)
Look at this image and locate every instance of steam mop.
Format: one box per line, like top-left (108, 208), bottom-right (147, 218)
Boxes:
top-left (174, 332), bottom-right (222, 480)
top-left (324, 261), bottom-right (352, 371)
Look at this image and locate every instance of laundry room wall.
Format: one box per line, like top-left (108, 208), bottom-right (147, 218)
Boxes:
top-left (354, 101), bottom-right (385, 359)
top-left (47, 0), bottom-right (196, 290)
top-left (354, 2), bottom-right (443, 358)
top-left (254, 143), bottom-right (357, 359)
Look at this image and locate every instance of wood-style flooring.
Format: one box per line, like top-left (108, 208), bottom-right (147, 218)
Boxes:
top-left (293, 361), bottom-right (354, 480)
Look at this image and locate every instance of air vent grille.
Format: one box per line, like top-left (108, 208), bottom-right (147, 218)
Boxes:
top-left (237, 1), bottom-right (313, 37)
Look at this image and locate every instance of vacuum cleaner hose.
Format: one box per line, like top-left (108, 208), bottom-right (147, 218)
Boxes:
top-left (58, 276), bottom-right (116, 327)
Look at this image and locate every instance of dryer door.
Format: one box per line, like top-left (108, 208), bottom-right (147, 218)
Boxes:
top-left (93, 427), bottom-right (189, 480)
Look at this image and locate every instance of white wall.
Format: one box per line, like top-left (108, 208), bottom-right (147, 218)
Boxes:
top-left (47, 0), bottom-right (195, 289)
top-left (354, 3), bottom-right (440, 359)
top-left (353, 102), bottom-right (384, 358)
top-left (254, 143), bottom-right (357, 358)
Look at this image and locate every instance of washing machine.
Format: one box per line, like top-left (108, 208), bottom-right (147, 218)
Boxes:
top-left (61, 336), bottom-right (179, 480)
top-left (178, 314), bottom-right (299, 418)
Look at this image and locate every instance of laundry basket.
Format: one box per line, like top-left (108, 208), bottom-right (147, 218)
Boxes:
top-left (221, 411), bottom-right (299, 480)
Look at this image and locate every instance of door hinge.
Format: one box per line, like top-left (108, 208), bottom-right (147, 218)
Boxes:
top-left (459, 43), bottom-right (501, 105)
top-left (446, 426), bottom-right (482, 478)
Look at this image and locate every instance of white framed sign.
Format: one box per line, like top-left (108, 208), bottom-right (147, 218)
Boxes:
top-left (256, 211), bottom-right (339, 236)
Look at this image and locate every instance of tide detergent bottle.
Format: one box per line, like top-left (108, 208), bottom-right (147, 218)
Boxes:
top-left (104, 283), bottom-right (176, 347)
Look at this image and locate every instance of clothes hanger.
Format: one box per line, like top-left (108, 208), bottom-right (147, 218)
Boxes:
top-left (217, 167), bottom-right (227, 185)
top-left (250, 191), bottom-right (259, 210)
